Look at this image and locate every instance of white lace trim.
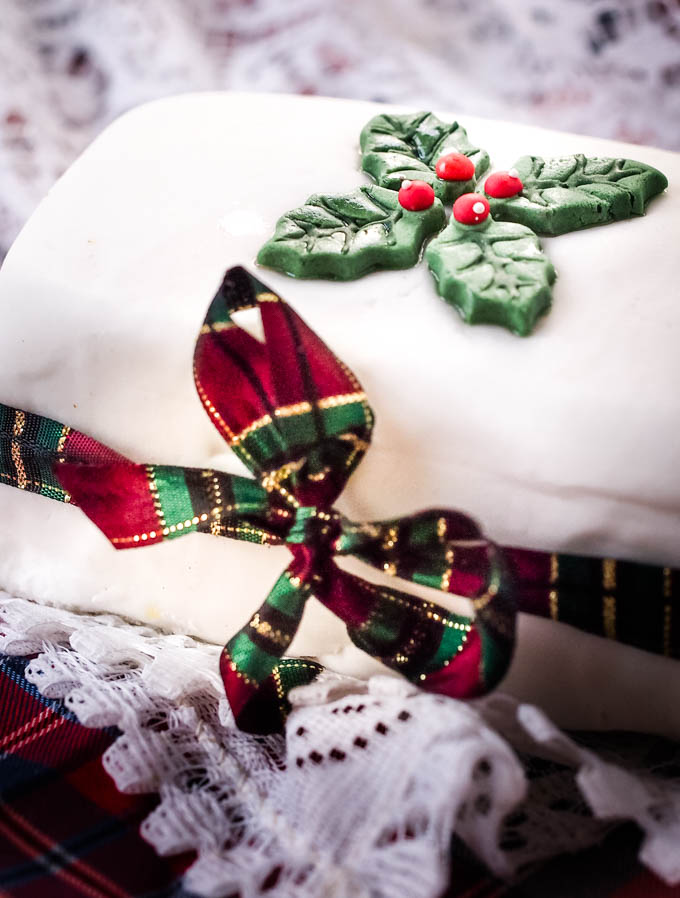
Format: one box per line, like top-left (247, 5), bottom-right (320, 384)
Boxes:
top-left (1, 591), bottom-right (679, 897)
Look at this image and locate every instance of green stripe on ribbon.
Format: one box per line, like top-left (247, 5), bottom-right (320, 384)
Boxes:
top-left (153, 466), bottom-right (197, 537)
top-left (276, 413), bottom-right (318, 449)
top-left (40, 476), bottom-right (70, 502)
top-left (238, 425), bottom-right (287, 469)
top-left (266, 571), bottom-right (309, 616)
top-left (320, 402), bottom-right (369, 437)
top-left (427, 620), bottom-right (468, 672)
top-left (355, 602), bottom-right (402, 648)
top-left (412, 569), bottom-right (446, 591)
top-left (36, 417), bottom-right (65, 451)
top-left (241, 402), bottom-right (368, 462)
top-left (276, 658), bottom-right (324, 693)
top-left (230, 476), bottom-right (271, 514)
top-left (228, 631), bottom-right (279, 683)
top-left (410, 516), bottom-right (439, 548)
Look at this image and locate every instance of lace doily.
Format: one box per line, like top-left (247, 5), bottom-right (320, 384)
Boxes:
top-left (1, 0), bottom-right (679, 259)
top-left (1, 592), bottom-right (679, 898)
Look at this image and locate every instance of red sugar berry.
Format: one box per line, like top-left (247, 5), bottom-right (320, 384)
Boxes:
top-left (484, 169), bottom-right (524, 199)
top-left (435, 152), bottom-right (475, 182)
top-left (398, 179), bottom-right (435, 211)
top-left (453, 193), bottom-right (490, 225)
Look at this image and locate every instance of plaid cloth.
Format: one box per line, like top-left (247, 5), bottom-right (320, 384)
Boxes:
top-left (1, 650), bottom-right (679, 897)
top-left (0, 653), bottom-right (193, 897)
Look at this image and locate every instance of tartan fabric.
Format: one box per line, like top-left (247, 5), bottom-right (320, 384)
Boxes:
top-left (0, 653), bottom-right (192, 898)
top-left (0, 266), bottom-right (677, 734)
top-left (1, 652), bottom-right (679, 898)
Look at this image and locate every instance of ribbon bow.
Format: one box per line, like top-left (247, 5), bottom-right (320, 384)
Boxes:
top-left (3, 268), bottom-right (514, 732)
top-left (2, 267), bottom-right (676, 733)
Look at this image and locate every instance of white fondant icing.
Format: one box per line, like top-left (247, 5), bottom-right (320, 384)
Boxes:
top-left (0, 93), bottom-right (679, 735)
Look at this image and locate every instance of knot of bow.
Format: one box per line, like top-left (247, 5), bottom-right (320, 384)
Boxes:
top-left (9, 267), bottom-right (517, 733)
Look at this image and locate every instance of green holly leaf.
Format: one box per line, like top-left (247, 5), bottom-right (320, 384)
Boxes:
top-left (485, 154), bottom-right (668, 236)
top-left (359, 111), bottom-right (490, 204)
top-left (425, 216), bottom-right (556, 337)
top-left (257, 185), bottom-right (446, 281)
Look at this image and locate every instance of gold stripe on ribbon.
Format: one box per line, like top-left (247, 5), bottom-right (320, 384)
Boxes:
top-left (10, 411), bottom-right (27, 491)
top-left (13, 410), bottom-right (25, 437)
top-left (230, 392), bottom-right (368, 445)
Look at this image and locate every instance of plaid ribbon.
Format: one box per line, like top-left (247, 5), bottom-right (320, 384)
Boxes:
top-left (1, 267), bottom-right (677, 733)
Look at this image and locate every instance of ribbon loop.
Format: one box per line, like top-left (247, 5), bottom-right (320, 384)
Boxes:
top-left (195, 267), bottom-right (374, 509)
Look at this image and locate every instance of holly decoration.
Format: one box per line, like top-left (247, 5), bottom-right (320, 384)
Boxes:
top-left (484, 154), bottom-right (668, 236)
top-left (257, 113), bottom-right (667, 336)
top-left (256, 184), bottom-right (445, 281)
top-left (398, 179), bottom-right (436, 211)
top-left (435, 152), bottom-right (476, 182)
top-left (359, 111), bottom-right (489, 204)
top-left (453, 193), bottom-right (490, 225)
top-left (426, 216), bottom-right (556, 337)
top-left (484, 169), bottom-right (523, 199)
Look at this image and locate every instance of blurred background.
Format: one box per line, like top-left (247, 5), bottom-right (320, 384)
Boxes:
top-left (1, 0), bottom-right (678, 261)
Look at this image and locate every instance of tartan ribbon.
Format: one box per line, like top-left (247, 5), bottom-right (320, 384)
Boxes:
top-left (1, 267), bottom-right (678, 732)
top-left (0, 267), bottom-right (515, 732)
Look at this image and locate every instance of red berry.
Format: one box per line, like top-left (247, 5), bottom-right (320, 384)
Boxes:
top-left (452, 193), bottom-right (490, 225)
top-left (398, 179), bottom-right (435, 211)
top-left (435, 152), bottom-right (475, 182)
top-left (484, 169), bottom-right (524, 198)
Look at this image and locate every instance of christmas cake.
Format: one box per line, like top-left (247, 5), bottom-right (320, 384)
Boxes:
top-left (0, 92), bottom-right (678, 735)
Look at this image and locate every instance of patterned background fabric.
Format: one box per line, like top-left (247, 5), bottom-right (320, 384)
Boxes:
top-left (1, 0), bottom-right (679, 260)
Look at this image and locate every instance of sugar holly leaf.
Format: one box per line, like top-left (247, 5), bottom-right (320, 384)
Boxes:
top-left (425, 216), bottom-right (556, 337)
top-left (257, 185), bottom-right (446, 281)
top-left (360, 111), bottom-right (490, 204)
top-left (484, 154), bottom-right (668, 236)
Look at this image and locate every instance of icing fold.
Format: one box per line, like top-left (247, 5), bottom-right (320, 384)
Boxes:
top-left (485, 154), bottom-right (668, 235)
top-left (359, 111), bottom-right (490, 203)
top-left (426, 215), bottom-right (556, 337)
top-left (256, 184), bottom-right (445, 280)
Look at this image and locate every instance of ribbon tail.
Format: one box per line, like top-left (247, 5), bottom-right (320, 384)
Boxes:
top-left (505, 546), bottom-right (679, 659)
top-left (0, 403), bottom-right (125, 503)
top-left (221, 565), bottom-right (320, 733)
